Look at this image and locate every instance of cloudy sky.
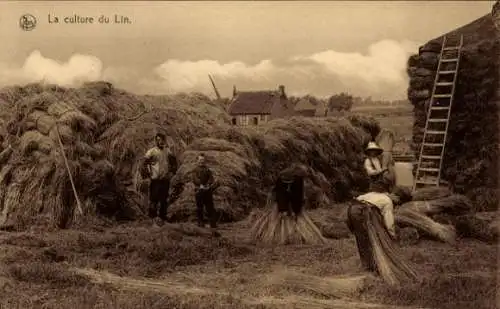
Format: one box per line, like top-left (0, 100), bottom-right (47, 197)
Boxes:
top-left (0, 1), bottom-right (495, 100)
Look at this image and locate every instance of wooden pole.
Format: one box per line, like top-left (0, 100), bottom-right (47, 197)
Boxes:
top-left (55, 123), bottom-right (84, 216)
top-left (208, 74), bottom-right (221, 100)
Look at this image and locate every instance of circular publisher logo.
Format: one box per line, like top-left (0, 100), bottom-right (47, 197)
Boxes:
top-left (20, 14), bottom-right (37, 31)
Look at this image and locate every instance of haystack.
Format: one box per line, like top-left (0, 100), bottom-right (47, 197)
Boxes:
top-left (97, 92), bottom-right (230, 195)
top-left (406, 12), bottom-right (499, 211)
top-left (0, 83), bottom-right (130, 229)
top-left (0, 82), bottom-right (228, 229)
top-left (168, 115), bottom-right (379, 223)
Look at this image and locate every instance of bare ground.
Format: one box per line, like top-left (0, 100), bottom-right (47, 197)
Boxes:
top-left (0, 208), bottom-right (497, 309)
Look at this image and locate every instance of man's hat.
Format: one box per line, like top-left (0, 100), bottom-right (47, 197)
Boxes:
top-left (365, 141), bottom-right (383, 155)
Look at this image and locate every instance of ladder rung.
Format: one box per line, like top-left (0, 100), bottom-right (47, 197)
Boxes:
top-left (433, 94), bottom-right (452, 98)
top-left (421, 155), bottom-right (442, 160)
top-left (438, 70), bottom-right (457, 75)
top-left (418, 167), bottom-right (440, 172)
top-left (431, 106), bottom-right (450, 110)
top-left (436, 82), bottom-right (453, 86)
top-left (428, 118), bottom-right (448, 123)
top-left (423, 143), bottom-right (444, 147)
top-left (443, 47), bottom-right (460, 51)
top-left (440, 58), bottom-right (458, 63)
top-left (425, 130), bottom-right (446, 134)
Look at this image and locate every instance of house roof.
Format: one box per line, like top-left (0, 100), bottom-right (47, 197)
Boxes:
top-left (228, 91), bottom-right (283, 115)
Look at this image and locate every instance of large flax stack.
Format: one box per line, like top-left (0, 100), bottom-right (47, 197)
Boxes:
top-left (169, 116), bottom-right (379, 223)
top-left (406, 12), bottom-right (499, 211)
top-left (0, 85), bottom-right (127, 229)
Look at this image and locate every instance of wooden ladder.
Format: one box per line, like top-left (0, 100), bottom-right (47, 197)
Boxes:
top-left (412, 35), bottom-right (463, 193)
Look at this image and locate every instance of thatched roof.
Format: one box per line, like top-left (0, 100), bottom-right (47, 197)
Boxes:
top-left (228, 90), bottom-right (291, 116)
top-left (423, 13), bottom-right (496, 50)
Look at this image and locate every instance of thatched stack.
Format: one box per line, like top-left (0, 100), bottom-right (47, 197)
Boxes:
top-left (0, 81), bottom-right (381, 229)
top-left (0, 82), bottom-right (230, 229)
top-left (0, 83), bottom-right (124, 229)
top-left (168, 115), bottom-right (379, 222)
top-left (406, 13), bottom-right (499, 211)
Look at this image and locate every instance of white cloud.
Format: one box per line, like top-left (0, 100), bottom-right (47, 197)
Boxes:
top-left (0, 39), bottom-right (419, 100)
top-left (153, 59), bottom-right (276, 93)
top-left (0, 50), bottom-right (103, 87)
top-left (295, 39), bottom-right (418, 85)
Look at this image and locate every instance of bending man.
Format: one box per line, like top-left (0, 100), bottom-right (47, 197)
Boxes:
top-left (346, 182), bottom-right (417, 285)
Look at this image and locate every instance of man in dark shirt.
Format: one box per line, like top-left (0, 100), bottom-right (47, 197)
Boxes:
top-left (192, 154), bottom-right (218, 230)
top-left (273, 164), bottom-right (307, 219)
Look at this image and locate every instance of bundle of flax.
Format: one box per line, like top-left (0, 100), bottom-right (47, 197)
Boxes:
top-left (364, 206), bottom-right (419, 286)
top-left (395, 208), bottom-right (456, 244)
top-left (411, 186), bottom-right (452, 201)
top-left (270, 269), bottom-right (367, 299)
top-left (375, 129), bottom-right (396, 190)
top-left (249, 197), bottom-right (327, 245)
top-left (399, 194), bottom-right (473, 216)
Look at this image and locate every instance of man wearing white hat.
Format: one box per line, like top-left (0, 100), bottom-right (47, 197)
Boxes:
top-left (364, 141), bottom-right (387, 189)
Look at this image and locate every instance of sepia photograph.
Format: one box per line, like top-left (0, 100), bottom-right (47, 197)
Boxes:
top-left (0, 1), bottom-right (498, 308)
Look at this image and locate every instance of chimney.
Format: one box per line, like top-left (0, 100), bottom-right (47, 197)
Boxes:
top-left (278, 85), bottom-right (286, 98)
top-left (233, 85), bottom-right (237, 97)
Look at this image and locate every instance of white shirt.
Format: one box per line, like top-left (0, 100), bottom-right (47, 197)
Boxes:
top-left (144, 146), bottom-right (170, 179)
top-left (356, 192), bottom-right (396, 238)
top-left (364, 157), bottom-right (383, 176)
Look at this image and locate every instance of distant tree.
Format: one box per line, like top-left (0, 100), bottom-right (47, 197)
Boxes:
top-left (301, 94), bottom-right (321, 106)
top-left (288, 96), bottom-right (301, 108)
top-left (327, 92), bottom-right (354, 112)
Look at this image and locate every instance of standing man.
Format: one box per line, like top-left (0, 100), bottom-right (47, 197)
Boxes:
top-left (364, 141), bottom-right (388, 190)
top-left (192, 154), bottom-right (219, 231)
top-left (142, 132), bottom-right (176, 225)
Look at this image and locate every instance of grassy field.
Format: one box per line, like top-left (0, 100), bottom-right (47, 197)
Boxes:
top-left (0, 215), bottom-right (496, 309)
top-left (0, 94), bottom-right (496, 309)
top-left (351, 102), bottom-right (413, 155)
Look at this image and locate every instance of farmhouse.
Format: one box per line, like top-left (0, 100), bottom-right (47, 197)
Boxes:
top-left (407, 8), bottom-right (499, 210)
top-left (227, 85), bottom-right (293, 126)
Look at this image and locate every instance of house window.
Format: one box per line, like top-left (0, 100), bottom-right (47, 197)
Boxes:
top-left (253, 117), bottom-right (258, 125)
top-left (240, 115), bottom-right (248, 126)
top-left (231, 118), bottom-right (237, 125)
top-left (260, 115), bottom-right (266, 121)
